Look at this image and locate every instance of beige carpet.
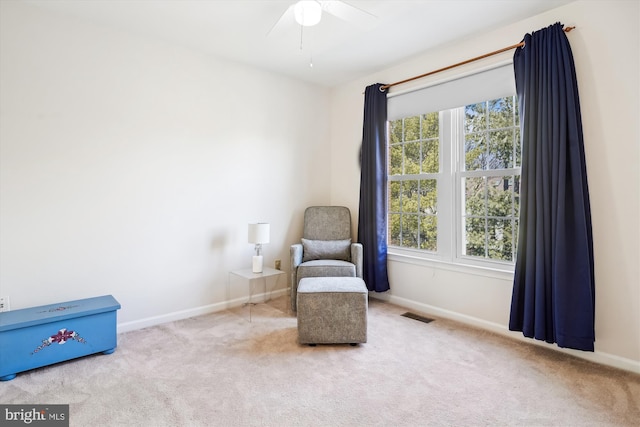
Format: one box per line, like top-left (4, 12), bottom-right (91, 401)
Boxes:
top-left (2, 296), bottom-right (639, 426)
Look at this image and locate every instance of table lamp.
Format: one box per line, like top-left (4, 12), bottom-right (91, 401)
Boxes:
top-left (248, 223), bottom-right (270, 273)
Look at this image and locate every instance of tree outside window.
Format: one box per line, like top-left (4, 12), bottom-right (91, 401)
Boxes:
top-left (388, 96), bottom-right (520, 266)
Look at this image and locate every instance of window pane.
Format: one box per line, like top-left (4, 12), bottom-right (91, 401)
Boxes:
top-left (405, 142), bottom-right (421, 174)
top-left (420, 179), bottom-right (437, 214)
top-left (403, 180), bottom-right (419, 213)
top-left (401, 214), bottom-right (419, 248)
top-left (421, 112), bottom-right (439, 139)
top-left (488, 129), bottom-right (514, 169)
top-left (465, 132), bottom-right (486, 171)
top-left (487, 176), bottom-right (513, 217)
top-left (389, 120), bottom-right (402, 144)
top-left (488, 218), bottom-right (513, 261)
top-left (465, 102), bottom-right (486, 133)
top-left (390, 144), bottom-right (403, 175)
top-left (421, 139), bottom-right (439, 173)
top-left (389, 213), bottom-right (401, 246)
top-left (420, 215), bottom-right (437, 251)
top-left (404, 116), bottom-right (420, 142)
top-left (488, 97), bottom-right (515, 130)
top-left (389, 181), bottom-right (401, 212)
top-left (465, 177), bottom-right (485, 216)
top-left (465, 217), bottom-right (486, 257)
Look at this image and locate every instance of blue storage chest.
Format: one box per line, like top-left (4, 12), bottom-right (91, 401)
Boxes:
top-left (0, 295), bottom-right (121, 381)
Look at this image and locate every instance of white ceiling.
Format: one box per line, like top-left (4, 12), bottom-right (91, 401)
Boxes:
top-left (24, 0), bottom-right (575, 87)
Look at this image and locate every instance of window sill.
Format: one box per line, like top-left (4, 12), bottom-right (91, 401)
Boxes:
top-left (387, 249), bottom-right (515, 281)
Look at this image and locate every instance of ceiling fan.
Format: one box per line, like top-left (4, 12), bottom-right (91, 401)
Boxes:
top-left (267, 0), bottom-right (376, 37)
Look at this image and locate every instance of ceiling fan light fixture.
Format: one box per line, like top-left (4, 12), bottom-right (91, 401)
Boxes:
top-left (294, 1), bottom-right (322, 27)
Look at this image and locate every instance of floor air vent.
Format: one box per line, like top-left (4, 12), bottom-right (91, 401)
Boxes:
top-left (401, 312), bottom-right (434, 324)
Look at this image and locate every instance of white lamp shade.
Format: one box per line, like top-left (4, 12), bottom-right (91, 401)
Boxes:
top-left (248, 223), bottom-right (270, 244)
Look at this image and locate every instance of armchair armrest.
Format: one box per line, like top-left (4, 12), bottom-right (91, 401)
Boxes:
top-left (291, 243), bottom-right (303, 268)
top-left (290, 243), bottom-right (303, 311)
top-left (289, 243), bottom-right (302, 300)
top-left (351, 242), bottom-right (363, 279)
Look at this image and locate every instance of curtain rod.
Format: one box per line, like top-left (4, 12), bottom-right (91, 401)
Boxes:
top-left (379, 26), bottom-right (575, 92)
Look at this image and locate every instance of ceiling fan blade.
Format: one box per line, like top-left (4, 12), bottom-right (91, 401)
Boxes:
top-left (266, 4), bottom-right (296, 37)
top-left (320, 1), bottom-right (377, 27)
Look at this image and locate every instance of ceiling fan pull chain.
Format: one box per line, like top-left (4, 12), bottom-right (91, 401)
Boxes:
top-left (300, 25), bottom-right (304, 51)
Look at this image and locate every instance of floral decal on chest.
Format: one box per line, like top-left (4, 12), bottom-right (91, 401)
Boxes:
top-left (32, 328), bottom-right (87, 355)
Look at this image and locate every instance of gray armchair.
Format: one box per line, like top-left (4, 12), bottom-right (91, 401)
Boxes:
top-left (290, 206), bottom-right (363, 311)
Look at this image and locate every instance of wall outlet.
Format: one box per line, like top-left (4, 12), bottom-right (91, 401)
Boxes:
top-left (275, 259), bottom-right (281, 270)
top-left (0, 296), bottom-right (9, 312)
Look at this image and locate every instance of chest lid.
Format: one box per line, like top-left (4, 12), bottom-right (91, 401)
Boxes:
top-left (0, 295), bottom-right (121, 332)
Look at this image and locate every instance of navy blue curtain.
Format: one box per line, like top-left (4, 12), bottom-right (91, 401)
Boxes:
top-left (358, 83), bottom-right (390, 292)
top-left (509, 23), bottom-right (595, 351)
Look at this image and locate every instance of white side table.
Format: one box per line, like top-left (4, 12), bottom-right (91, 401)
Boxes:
top-left (229, 267), bottom-right (285, 322)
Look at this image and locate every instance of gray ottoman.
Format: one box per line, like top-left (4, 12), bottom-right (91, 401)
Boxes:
top-left (296, 277), bottom-right (368, 345)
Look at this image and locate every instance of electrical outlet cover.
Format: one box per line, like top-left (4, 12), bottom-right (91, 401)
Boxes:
top-left (0, 296), bottom-right (9, 312)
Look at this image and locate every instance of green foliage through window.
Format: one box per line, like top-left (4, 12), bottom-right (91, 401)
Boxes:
top-left (462, 97), bottom-right (520, 262)
top-left (388, 96), bottom-right (521, 265)
top-left (388, 112), bottom-right (439, 252)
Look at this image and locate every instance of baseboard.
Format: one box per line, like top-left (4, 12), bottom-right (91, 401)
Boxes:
top-left (117, 288), bottom-right (288, 334)
top-left (376, 294), bottom-right (640, 375)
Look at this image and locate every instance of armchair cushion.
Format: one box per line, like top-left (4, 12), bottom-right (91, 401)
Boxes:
top-left (297, 260), bottom-right (356, 281)
top-left (301, 238), bottom-right (351, 262)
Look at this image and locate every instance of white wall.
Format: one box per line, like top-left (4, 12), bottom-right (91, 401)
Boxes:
top-left (329, 0), bottom-right (640, 372)
top-left (0, 1), bottom-right (332, 329)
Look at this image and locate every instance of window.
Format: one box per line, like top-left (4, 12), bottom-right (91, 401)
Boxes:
top-left (388, 112), bottom-right (439, 251)
top-left (461, 97), bottom-right (520, 263)
top-left (387, 95), bottom-right (521, 269)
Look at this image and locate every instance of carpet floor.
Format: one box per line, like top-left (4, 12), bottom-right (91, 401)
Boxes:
top-left (2, 295), bottom-right (639, 426)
